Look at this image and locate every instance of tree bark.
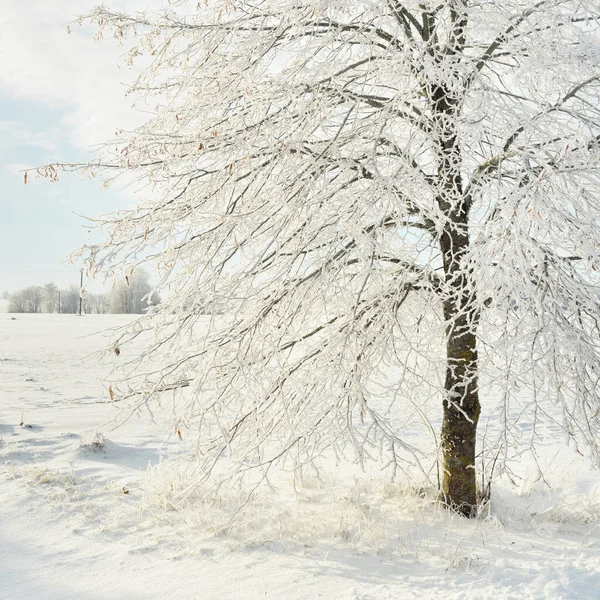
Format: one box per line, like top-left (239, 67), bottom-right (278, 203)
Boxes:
top-left (437, 154), bottom-right (481, 517)
top-left (440, 303), bottom-right (480, 516)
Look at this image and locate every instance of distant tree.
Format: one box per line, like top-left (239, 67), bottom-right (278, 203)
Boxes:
top-left (26, 286), bottom-right (43, 313)
top-left (6, 282), bottom-right (110, 314)
top-left (108, 268), bottom-right (160, 314)
top-left (1, 291), bottom-right (9, 300)
top-left (59, 285), bottom-right (81, 314)
top-left (42, 283), bottom-right (60, 313)
top-left (9, 286), bottom-right (43, 313)
top-left (83, 292), bottom-right (110, 314)
top-left (8, 290), bottom-right (27, 313)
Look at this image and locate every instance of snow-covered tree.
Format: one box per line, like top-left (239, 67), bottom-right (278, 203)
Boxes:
top-left (58, 285), bottom-right (81, 314)
top-left (108, 268), bottom-right (160, 314)
top-left (8, 290), bottom-right (27, 313)
top-left (83, 292), bottom-right (110, 314)
top-left (9, 286), bottom-right (43, 314)
top-left (42, 283), bottom-right (60, 314)
top-left (44, 1), bottom-right (600, 515)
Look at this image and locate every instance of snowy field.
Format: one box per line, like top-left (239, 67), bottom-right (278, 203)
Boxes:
top-left (2, 314), bottom-right (600, 599)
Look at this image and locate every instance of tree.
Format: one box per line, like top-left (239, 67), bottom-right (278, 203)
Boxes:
top-left (59, 285), bottom-right (81, 314)
top-left (108, 268), bottom-right (160, 314)
top-left (8, 290), bottom-right (27, 313)
top-left (42, 283), bottom-right (60, 314)
top-left (5, 282), bottom-right (111, 314)
top-left (83, 292), bottom-right (110, 314)
top-left (48, 1), bottom-right (600, 516)
top-left (9, 286), bottom-right (43, 313)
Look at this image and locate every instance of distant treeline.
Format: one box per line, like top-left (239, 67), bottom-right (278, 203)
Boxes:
top-left (5, 269), bottom-right (160, 315)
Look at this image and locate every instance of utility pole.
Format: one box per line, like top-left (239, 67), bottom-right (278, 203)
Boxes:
top-left (79, 269), bottom-right (83, 316)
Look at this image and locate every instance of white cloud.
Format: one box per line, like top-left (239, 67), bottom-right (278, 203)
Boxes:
top-left (0, 0), bottom-right (164, 151)
top-left (0, 120), bottom-right (59, 152)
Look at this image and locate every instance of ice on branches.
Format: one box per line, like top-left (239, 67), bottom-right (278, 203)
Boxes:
top-left (62, 1), bottom-right (600, 508)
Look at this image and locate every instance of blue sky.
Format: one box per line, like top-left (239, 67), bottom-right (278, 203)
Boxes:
top-left (0, 0), bottom-right (159, 293)
top-left (0, 96), bottom-right (125, 293)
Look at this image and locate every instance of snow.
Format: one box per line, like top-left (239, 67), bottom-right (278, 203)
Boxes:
top-left (2, 314), bottom-right (600, 599)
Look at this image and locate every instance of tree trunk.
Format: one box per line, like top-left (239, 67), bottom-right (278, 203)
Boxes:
top-left (440, 309), bottom-right (480, 516)
top-left (433, 91), bottom-right (481, 514)
top-left (438, 179), bottom-right (481, 515)
top-left (429, 5), bottom-right (481, 513)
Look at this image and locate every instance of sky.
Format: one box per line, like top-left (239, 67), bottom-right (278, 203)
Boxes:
top-left (0, 0), bottom-right (165, 294)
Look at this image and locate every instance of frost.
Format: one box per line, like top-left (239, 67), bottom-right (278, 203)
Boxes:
top-left (45, 1), bottom-right (600, 509)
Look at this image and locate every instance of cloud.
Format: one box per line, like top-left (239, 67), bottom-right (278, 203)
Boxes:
top-left (0, 0), bottom-right (164, 151)
top-left (0, 120), bottom-right (59, 152)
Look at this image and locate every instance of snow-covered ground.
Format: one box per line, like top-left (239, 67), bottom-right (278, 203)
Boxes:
top-left (1, 314), bottom-right (600, 599)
